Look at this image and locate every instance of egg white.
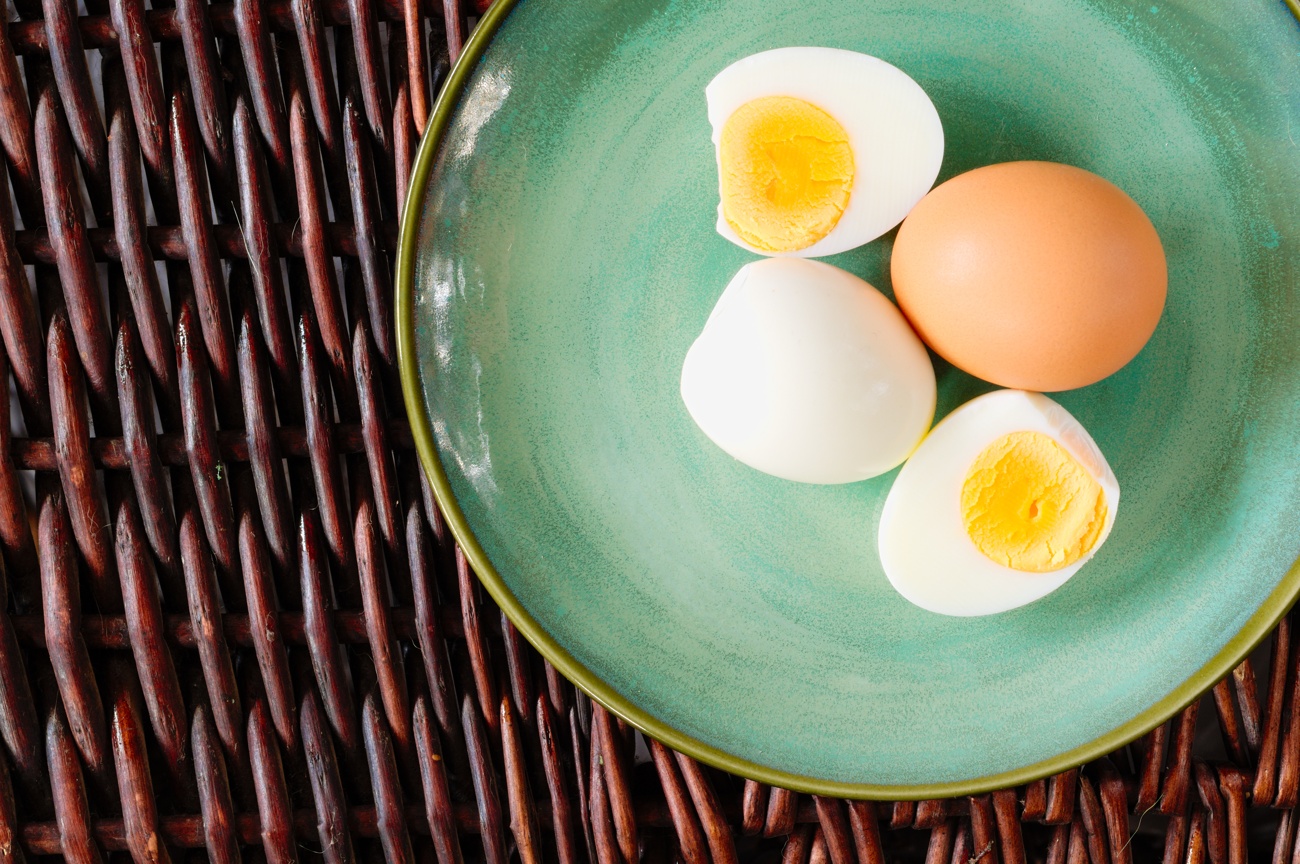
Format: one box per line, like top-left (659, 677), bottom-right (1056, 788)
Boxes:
top-left (681, 258), bottom-right (936, 484)
top-left (706, 47), bottom-right (944, 258)
top-left (878, 390), bottom-right (1120, 616)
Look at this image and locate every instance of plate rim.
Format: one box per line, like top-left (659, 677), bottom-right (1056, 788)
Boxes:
top-left (396, 0), bottom-right (1300, 799)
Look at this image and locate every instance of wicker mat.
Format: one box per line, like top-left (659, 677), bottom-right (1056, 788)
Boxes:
top-left (0, 0), bottom-right (1292, 860)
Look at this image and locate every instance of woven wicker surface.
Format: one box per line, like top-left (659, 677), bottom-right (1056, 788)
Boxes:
top-left (0, 0), bottom-right (1294, 860)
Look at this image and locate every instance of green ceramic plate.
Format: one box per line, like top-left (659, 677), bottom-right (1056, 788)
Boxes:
top-left (399, 0), bottom-right (1300, 797)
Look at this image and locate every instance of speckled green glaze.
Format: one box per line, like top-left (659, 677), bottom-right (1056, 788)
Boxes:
top-left (401, 0), bottom-right (1300, 795)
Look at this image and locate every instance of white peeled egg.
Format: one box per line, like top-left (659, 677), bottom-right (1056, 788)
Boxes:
top-left (680, 258), bottom-right (936, 484)
top-left (706, 47), bottom-right (944, 257)
top-left (879, 390), bottom-right (1120, 617)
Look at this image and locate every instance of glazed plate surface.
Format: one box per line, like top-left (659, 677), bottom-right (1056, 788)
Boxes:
top-left (400, 0), bottom-right (1300, 795)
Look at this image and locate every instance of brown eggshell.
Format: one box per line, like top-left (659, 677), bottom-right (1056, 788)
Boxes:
top-left (891, 161), bottom-right (1167, 392)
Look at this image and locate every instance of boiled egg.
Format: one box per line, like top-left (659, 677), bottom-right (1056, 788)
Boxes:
top-left (892, 161), bottom-right (1166, 391)
top-left (879, 390), bottom-right (1119, 616)
top-left (706, 47), bottom-right (944, 257)
top-left (681, 258), bottom-right (936, 484)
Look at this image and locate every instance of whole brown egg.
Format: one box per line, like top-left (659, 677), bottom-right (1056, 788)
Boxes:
top-left (891, 161), bottom-right (1167, 392)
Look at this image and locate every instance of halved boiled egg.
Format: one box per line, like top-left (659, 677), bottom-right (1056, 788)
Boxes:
top-left (879, 390), bottom-right (1119, 616)
top-left (681, 258), bottom-right (935, 484)
top-left (706, 47), bottom-right (944, 257)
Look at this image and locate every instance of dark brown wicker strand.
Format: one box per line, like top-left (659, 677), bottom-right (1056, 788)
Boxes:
top-left (1, 0), bottom-right (1298, 860)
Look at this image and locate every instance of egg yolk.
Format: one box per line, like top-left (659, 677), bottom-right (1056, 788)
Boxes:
top-left (718, 96), bottom-right (854, 253)
top-left (960, 431), bottom-right (1108, 573)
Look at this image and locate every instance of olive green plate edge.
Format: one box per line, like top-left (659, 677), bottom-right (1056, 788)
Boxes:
top-left (395, 0), bottom-right (1300, 800)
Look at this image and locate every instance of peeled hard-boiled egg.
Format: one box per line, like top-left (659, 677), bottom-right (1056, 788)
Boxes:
top-left (706, 47), bottom-right (944, 257)
top-left (879, 390), bottom-right (1119, 616)
top-left (681, 258), bottom-right (936, 484)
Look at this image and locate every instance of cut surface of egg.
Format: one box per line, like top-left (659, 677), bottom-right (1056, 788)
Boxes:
top-left (680, 258), bottom-right (936, 484)
top-left (706, 47), bottom-right (944, 257)
top-left (879, 390), bottom-right (1120, 616)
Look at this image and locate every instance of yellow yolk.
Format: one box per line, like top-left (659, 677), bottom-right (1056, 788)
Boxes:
top-left (718, 96), bottom-right (855, 253)
top-left (960, 431), bottom-right (1108, 573)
